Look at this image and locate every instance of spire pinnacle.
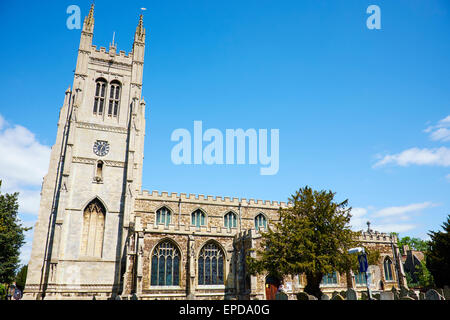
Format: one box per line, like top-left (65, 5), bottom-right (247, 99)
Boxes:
top-left (83, 3), bottom-right (95, 33)
top-left (134, 14), bottom-right (146, 43)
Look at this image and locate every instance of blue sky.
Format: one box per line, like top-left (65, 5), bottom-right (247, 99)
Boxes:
top-left (0, 0), bottom-right (449, 264)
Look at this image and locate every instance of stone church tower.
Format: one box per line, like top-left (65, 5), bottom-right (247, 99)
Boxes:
top-left (24, 5), bottom-right (147, 299)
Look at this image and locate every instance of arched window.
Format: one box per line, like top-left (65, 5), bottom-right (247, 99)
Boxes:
top-left (191, 209), bottom-right (206, 227)
top-left (93, 79), bottom-right (107, 116)
top-left (255, 214), bottom-right (267, 231)
top-left (156, 207), bottom-right (171, 226)
top-left (224, 212), bottom-right (237, 229)
top-left (150, 241), bottom-right (180, 286)
top-left (321, 271), bottom-right (338, 285)
top-left (384, 257), bottom-right (394, 281)
top-left (94, 160), bottom-right (103, 183)
top-left (80, 199), bottom-right (106, 257)
top-left (108, 80), bottom-right (121, 117)
top-left (355, 272), bottom-right (367, 285)
top-left (198, 242), bottom-right (224, 285)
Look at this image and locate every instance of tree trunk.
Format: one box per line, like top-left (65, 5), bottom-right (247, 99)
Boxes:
top-left (304, 272), bottom-right (323, 299)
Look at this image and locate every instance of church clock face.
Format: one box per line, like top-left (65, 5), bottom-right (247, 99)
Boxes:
top-left (93, 140), bottom-right (110, 157)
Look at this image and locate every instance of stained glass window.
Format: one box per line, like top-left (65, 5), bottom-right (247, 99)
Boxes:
top-left (198, 243), bottom-right (224, 285)
top-left (192, 210), bottom-right (206, 227)
top-left (255, 214), bottom-right (267, 231)
top-left (384, 257), bottom-right (393, 281)
top-left (224, 212), bottom-right (237, 228)
top-left (150, 241), bottom-right (180, 286)
top-left (156, 207), bottom-right (171, 226)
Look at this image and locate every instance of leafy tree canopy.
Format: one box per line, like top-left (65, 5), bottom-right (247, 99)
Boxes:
top-left (247, 186), bottom-right (379, 298)
top-left (0, 180), bottom-right (31, 284)
top-left (426, 215), bottom-right (450, 288)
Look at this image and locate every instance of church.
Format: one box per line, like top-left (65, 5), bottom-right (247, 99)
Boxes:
top-left (23, 6), bottom-right (407, 300)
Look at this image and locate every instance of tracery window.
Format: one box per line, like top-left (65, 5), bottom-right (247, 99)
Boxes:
top-left (191, 209), bottom-right (206, 227)
top-left (150, 241), bottom-right (180, 286)
top-left (321, 271), bottom-right (338, 285)
top-left (108, 80), bottom-right (121, 117)
top-left (93, 79), bottom-right (107, 115)
top-left (224, 211), bottom-right (237, 229)
top-left (156, 207), bottom-right (171, 226)
top-left (198, 242), bottom-right (224, 285)
top-left (255, 213), bottom-right (267, 231)
top-left (80, 199), bottom-right (106, 257)
top-left (384, 257), bottom-right (394, 281)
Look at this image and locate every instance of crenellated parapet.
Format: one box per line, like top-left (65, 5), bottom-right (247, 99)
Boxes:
top-left (357, 230), bottom-right (397, 244)
top-left (137, 190), bottom-right (288, 209)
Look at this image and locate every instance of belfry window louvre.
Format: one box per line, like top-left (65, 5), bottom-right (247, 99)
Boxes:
top-left (108, 81), bottom-right (121, 117)
top-left (93, 79), bottom-right (107, 115)
top-left (150, 241), bottom-right (180, 286)
top-left (198, 242), bottom-right (225, 286)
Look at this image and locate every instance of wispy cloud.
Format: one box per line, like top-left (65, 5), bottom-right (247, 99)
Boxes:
top-left (424, 115), bottom-right (450, 142)
top-left (374, 147), bottom-right (450, 168)
top-left (373, 201), bottom-right (436, 218)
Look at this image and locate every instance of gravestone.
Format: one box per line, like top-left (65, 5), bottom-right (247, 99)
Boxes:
top-left (380, 292), bottom-right (394, 300)
top-left (399, 286), bottom-right (409, 298)
top-left (408, 290), bottom-right (418, 300)
top-left (346, 288), bottom-right (357, 301)
top-left (372, 293), bottom-right (380, 300)
top-left (425, 289), bottom-right (442, 300)
top-left (444, 286), bottom-right (450, 300)
top-left (339, 290), bottom-right (347, 299)
top-left (400, 296), bottom-right (415, 300)
top-left (331, 291), bottom-right (339, 299)
top-left (308, 295), bottom-right (318, 300)
top-left (331, 294), bottom-right (344, 300)
top-left (131, 293), bottom-right (138, 300)
top-left (275, 291), bottom-right (288, 300)
top-left (419, 292), bottom-right (426, 300)
top-left (115, 295), bottom-right (121, 300)
top-left (321, 294), bottom-right (330, 300)
top-left (437, 288), bottom-right (444, 297)
top-left (361, 292), bottom-right (368, 300)
top-left (296, 292), bottom-right (309, 300)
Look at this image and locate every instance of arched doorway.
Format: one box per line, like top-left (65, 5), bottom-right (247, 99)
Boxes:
top-left (265, 276), bottom-right (281, 300)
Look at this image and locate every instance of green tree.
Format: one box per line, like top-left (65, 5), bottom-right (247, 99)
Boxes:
top-left (0, 181), bottom-right (30, 284)
top-left (426, 215), bottom-right (450, 288)
top-left (396, 235), bottom-right (430, 254)
top-left (15, 264), bottom-right (28, 292)
top-left (414, 259), bottom-right (434, 290)
top-left (247, 186), bottom-right (378, 298)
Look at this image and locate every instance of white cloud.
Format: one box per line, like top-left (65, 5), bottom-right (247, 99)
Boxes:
top-left (374, 201), bottom-right (436, 218)
top-left (0, 114), bottom-right (51, 264)
top-left (424, 115), bottom-right (450, 142)
top-left (374, 147), bottom-right (450, 168)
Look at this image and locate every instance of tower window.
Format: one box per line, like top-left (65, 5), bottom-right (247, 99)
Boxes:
top-left (95, 160), bottom-right (103, 183)
top-left (93, 79), bottom-right (107, 116)
top-left (108, 81), bottom-right (121, 117)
